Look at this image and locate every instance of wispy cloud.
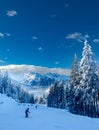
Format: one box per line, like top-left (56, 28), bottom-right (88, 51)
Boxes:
top-left (38, 47), bottom-right (43, 51)
top-left (6, 10), bottom-right (17, 17)
top-left (55, 61), bottom-right (60, 65)
top-left (0, 32), bottom-right (11, 38)
top-left (0, 32), bottom-right (4, 38)
top-left (32, 36), bottom-right (38, 40)
top-left (66, 32), bottom-right (89, 42)
top-left (66, 32), bottom-right (81, 39)
top-left (93, 39), bottom-right (99, 43)
top-left (5, 33), bottom-right (11, 36)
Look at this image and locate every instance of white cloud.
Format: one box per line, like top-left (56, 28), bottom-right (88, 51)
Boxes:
top-left (55, 62), bottom-right (60, 65)
top-left (6, 10), bottom-right (17, 17)
top-left (66, 32), bottom-right (81, 39)
top-left (5, 33), bottom-right (11, 36)
top-left (0, 64), bottom-right (71, 76)
top-left (32, 36), bottom-right (38, 40)
top-left (38, 47), bottom-right (43, 51)
top-left (0, 32), bottom-right (4, 38)
top-left (93, 39), bottom-right (99, 43)
top-left (66, 32), bottom-right (89, 42)
top-left (0, 32), bottom-right (11, 38)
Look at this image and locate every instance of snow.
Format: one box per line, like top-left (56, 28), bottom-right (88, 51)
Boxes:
top-left (0, 93), bottom-right (99, 130)
top-left (29, 88), bottom-right (46, 97)
top-left (0, 64), bottom-right (70, 76)
top-left (24, 73), bottom-right (36, 82)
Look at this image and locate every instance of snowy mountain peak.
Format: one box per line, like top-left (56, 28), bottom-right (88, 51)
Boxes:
top-left (21, 72), bottom-right (69, 88)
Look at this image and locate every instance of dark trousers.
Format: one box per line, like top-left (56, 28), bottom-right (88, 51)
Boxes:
top-left (25, 113), bottom-right (28, 118)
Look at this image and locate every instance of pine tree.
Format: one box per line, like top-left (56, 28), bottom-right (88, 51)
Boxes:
top-left (76, 40), bottom-right (99, 117)
top-left (47, 82), bottom-right (58, 108)
top-left (68, 54), bottom-right (80, 113)
top-left (70, 54), bottom-right (79, 87)
top-left (30, 93), bottom-right (34, 104)
top-left (0, 71), bottom-right (10, 95)
top-left (68, 40), bottom-right (99, 117)
top-left (58, 82), bottom-right (66, 109)
top-left (47, 82), bottom-right (66, 109)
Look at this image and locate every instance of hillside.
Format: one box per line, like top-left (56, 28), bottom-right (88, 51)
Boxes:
top-left (0, 93), bottom-right (99, 130)
top-left (0, 65), bottom-right (69, 98)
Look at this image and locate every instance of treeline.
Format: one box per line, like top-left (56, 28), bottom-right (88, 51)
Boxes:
top-left (47, 40), bottom-right (99, 118)
top-left (1, 40), bottom-right (99, 118)
top-left (0, 70), bottom-right (47, 104)
top-left (0, 71), bottom-right (35, 103)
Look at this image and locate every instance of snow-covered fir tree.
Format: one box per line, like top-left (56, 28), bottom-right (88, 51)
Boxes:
top-left (68, 54), bottom-right (80, 112)
top-left (47, 82), bottom-right (58, 108)
top-left (0, 70), bottom-right (35, 104)
top-left (69, 40), bottom-right (99, 117)
top-left (58, 82), bottom-right (66, 109)
top-left (79, 40), bottom-right (99, 117)
top-left (47, 82), bottom-right (66, 109)
top-left (0, 70), bottom-right (11, 95)
top-left (30, 94), bottom-right (35, 104)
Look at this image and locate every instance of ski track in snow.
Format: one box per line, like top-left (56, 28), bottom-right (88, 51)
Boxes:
top-left (0, 94), bottom-right (99, 130)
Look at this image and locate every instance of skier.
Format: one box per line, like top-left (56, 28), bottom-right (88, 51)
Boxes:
top-left (25, 108), bottom-right (30, 118)
top-left (35, 105), bottom-right (38, 109)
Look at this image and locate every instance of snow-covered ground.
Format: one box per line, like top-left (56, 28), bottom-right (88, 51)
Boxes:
top-left (0, 93), bottom-right (99, 130)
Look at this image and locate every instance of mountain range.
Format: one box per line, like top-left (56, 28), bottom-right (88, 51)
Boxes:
top-left (0, 65), bottom-right (70, 97)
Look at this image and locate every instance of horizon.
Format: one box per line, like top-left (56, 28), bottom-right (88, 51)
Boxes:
top-left (0, 64), bottom-right (71, 76)
top-left (0, 0), bottom-right (99, 68)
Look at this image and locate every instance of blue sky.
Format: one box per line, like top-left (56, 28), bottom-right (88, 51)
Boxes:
top-left (0, 0), bottom-right (99, 68)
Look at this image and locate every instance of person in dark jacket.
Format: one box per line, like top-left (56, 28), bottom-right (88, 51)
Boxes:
top-left (25, 108), bottom-right (30, 118)
top-left (35, 105), bottom-right (38, 109)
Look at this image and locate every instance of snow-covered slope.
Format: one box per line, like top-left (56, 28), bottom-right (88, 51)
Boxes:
top-left (0, 93), bottom-right (17, 113)
top-left (0, 93), bottom-right (99, 130)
